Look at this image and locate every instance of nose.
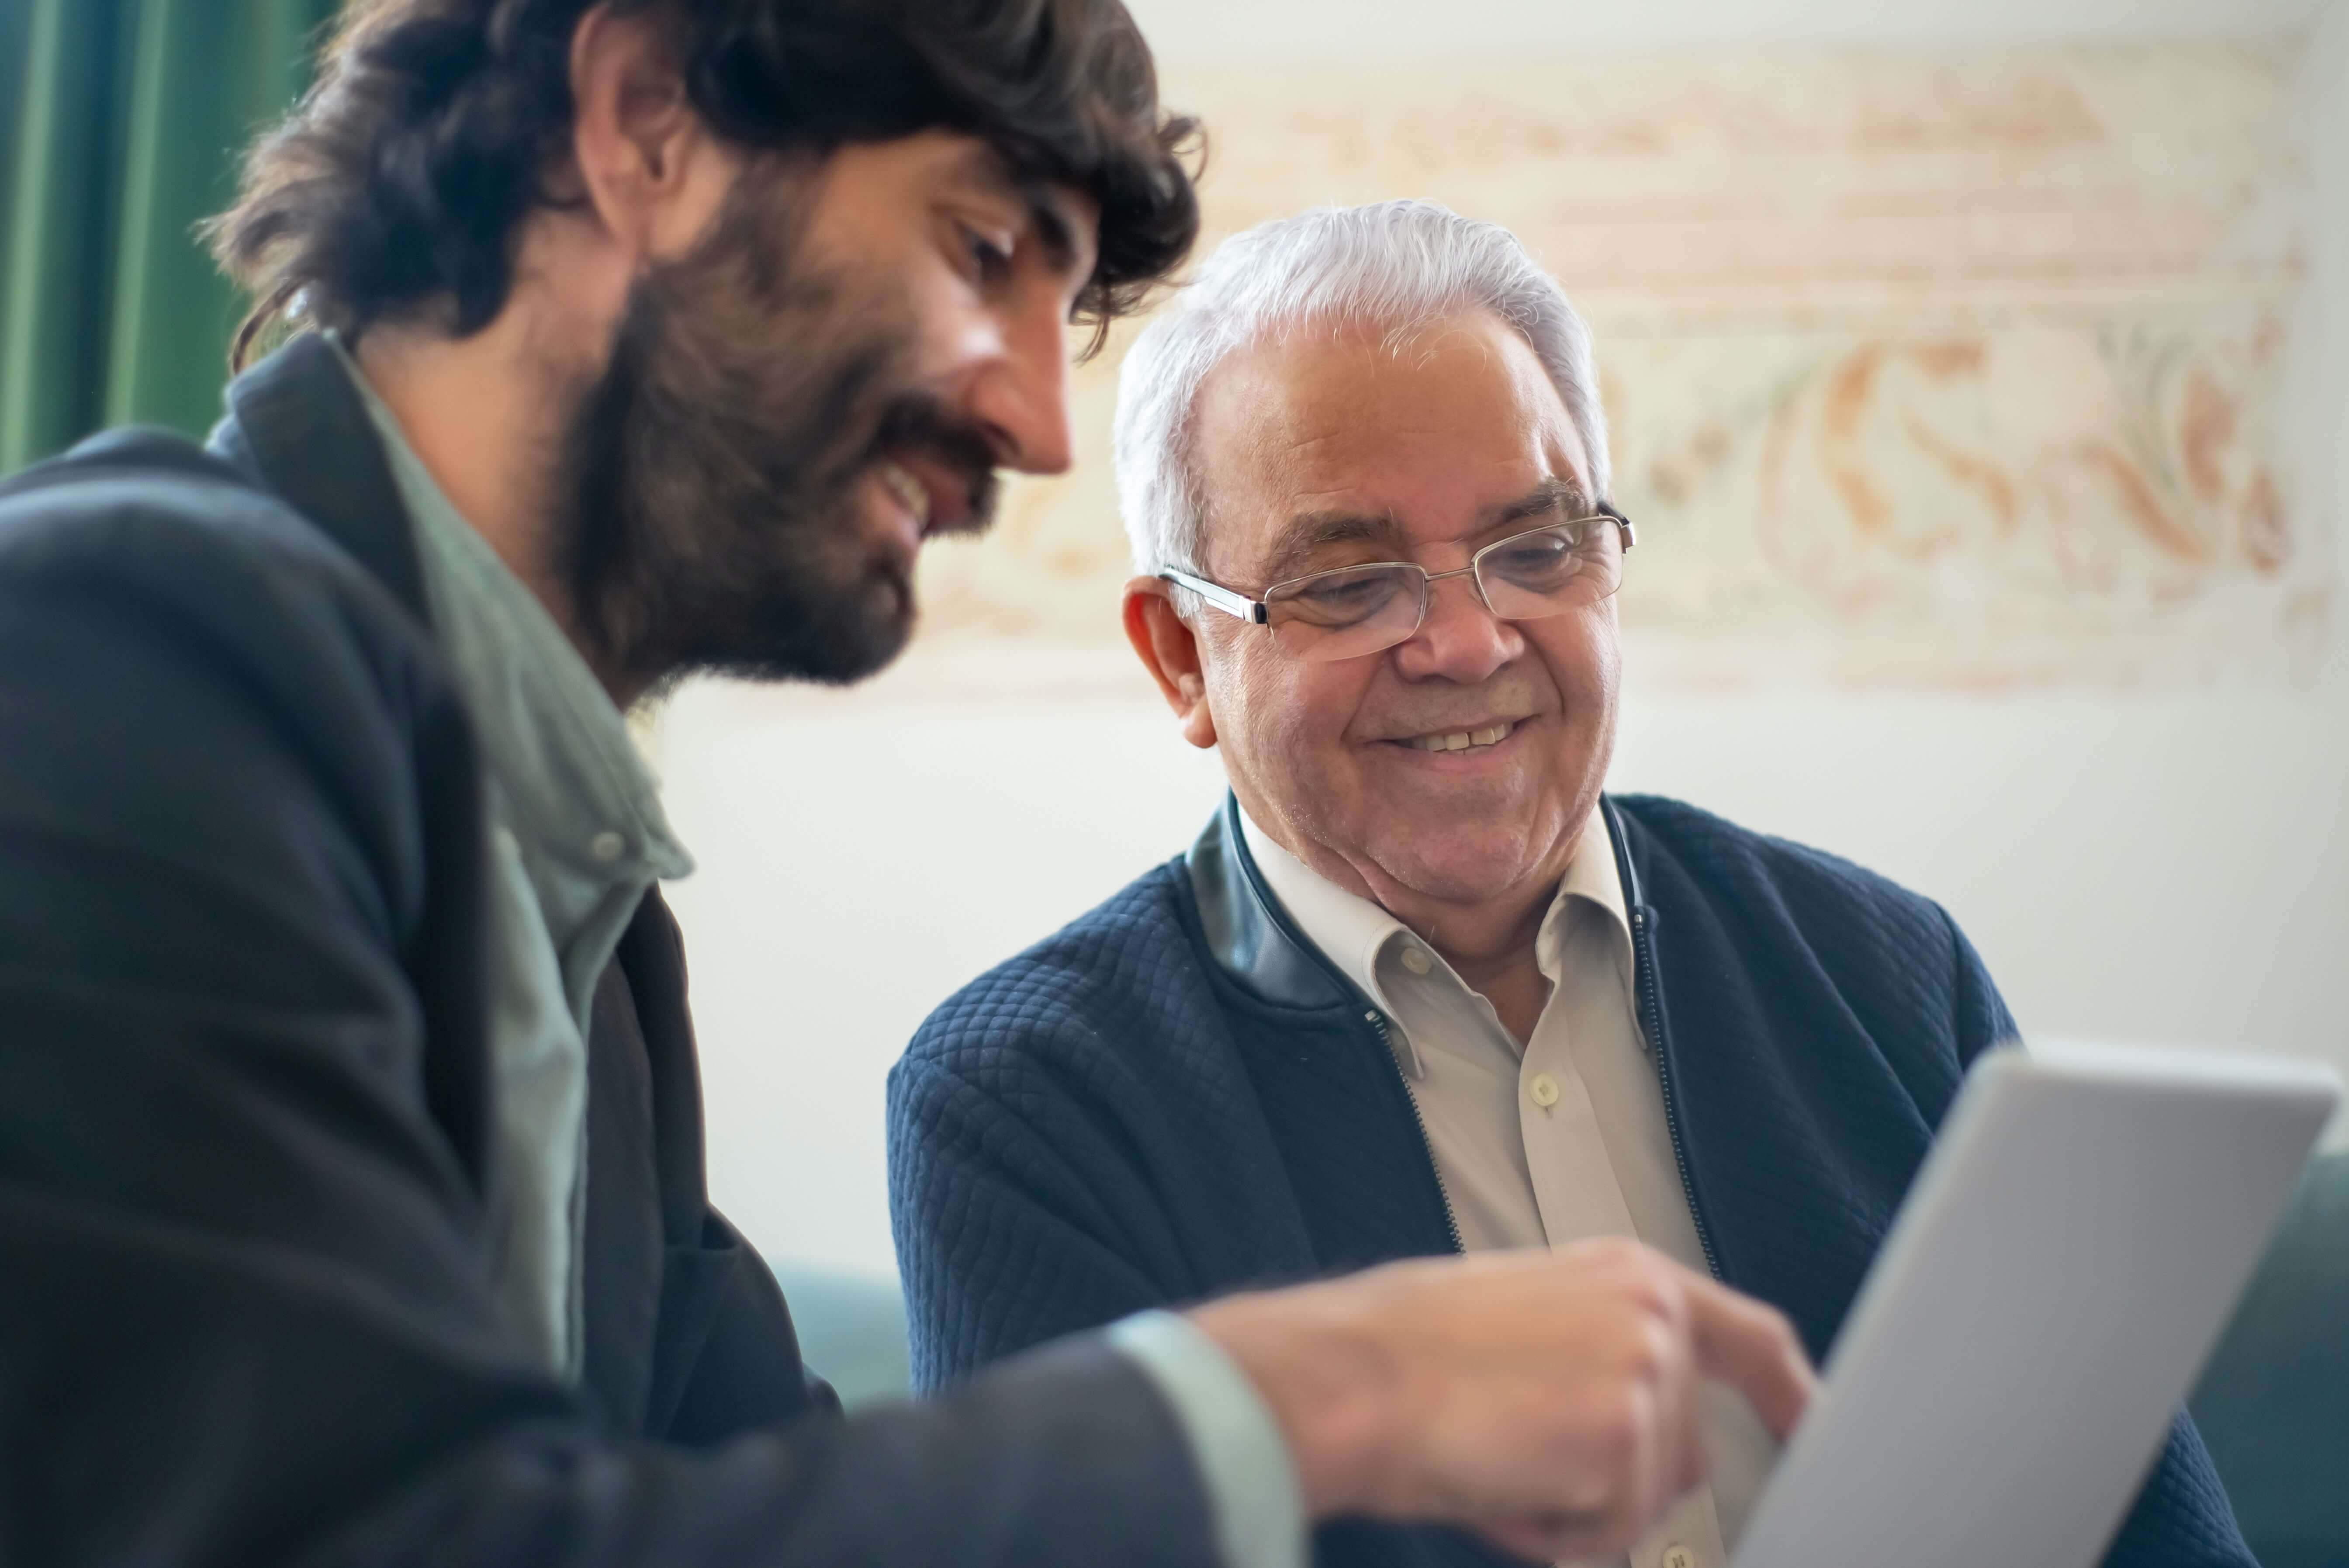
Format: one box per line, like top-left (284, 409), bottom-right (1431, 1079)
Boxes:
top-left (1390, 569), bottom-right (1522, 685)
top-left (962, 287), bottom-right (1077, 476)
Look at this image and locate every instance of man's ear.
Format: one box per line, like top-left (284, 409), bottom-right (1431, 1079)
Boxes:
top-left (567, 4), bottom-right (735, 261)
top-left (1124, 578), bottom-right (1218, 750)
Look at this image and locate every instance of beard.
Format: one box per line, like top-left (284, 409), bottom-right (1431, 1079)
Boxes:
top-left (553, 166), bottom-right (1000, 695)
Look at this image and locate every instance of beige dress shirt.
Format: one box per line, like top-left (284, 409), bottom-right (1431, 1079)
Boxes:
top-left (1240, 805), bottom-right (1780, 1568)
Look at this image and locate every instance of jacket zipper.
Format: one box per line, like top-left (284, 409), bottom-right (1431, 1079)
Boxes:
top-left (1628, 892), bottom-right (1726, 1282)
top-left (1364, 1010), bottom-right (1466, 1255)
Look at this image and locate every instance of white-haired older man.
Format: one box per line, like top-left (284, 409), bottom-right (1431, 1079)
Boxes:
top-left (888, 201), bottom-right (2251, 1568)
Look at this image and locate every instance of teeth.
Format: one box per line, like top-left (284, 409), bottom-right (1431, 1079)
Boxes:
top-left (878, 462), bottom-right (930, 528)
top-left (1407, 723), bottom-right (1514, 753)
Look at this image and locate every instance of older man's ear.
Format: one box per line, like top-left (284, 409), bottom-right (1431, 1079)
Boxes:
top-left (1123, 578), bottom-right (1219, 750)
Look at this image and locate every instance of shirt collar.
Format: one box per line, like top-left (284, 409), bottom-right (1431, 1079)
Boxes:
top-left (1544, 802), bottom-right (1630, 980)
top-left (1238, 801), bottom-right (1629, 1052)
top-left (330, 338), bottom-right (692, 889)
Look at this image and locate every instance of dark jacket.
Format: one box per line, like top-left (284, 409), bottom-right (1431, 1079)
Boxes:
top-left (0, 335), bottom-right (1214, 1568)
top-left (889, 793), bottom-right (2256, 1568)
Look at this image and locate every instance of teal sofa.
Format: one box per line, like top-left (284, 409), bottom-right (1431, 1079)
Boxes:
top-left (764, 1260), bottom-right (913, 1411)
top-left (2189, 1150), bottom-right (2349, 1568)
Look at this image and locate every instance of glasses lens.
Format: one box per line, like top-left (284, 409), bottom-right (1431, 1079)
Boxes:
top-left (1477, 519), bottom-right (1623, 620)
top-left (1266, 564), bottom-right (1425, 661)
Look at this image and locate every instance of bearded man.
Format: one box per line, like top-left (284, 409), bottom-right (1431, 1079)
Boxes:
top-left (888, 201), bottom-right (2254, 1568)
top-left (0, 7), bottom-right (1815, 1568)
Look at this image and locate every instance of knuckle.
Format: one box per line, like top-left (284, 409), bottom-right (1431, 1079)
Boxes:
top-left (1595, 1384), bottom-right (1655, 1462)
top-left (1625, 1262), bottom-right (1686, 1326)
top-left (1630, 1316), bottom-right (1679, 1384)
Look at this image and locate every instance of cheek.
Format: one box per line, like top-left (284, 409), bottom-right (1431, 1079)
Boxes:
top-left (1208, 645), bottom-right (1366, 782)
top-left (1540, 606), bottom-right (1621, 716)
top-left (897, 263), bottom-right (1000, 378)
top-left (1533, 612), bottom-right (1622, 797)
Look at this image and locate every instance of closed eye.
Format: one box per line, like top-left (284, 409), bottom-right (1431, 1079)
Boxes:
top-left (958, 223), bottom-right (1015, 286)
top-left (1271, 565), bottom-right (1413, 628)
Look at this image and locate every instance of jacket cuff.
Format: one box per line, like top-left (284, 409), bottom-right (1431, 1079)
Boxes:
top-left (1109, 1310), bottom-right (1308, 1568)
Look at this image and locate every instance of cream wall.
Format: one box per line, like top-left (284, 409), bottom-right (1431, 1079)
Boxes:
top-left (661, 0), bottom-right (2349, 1279)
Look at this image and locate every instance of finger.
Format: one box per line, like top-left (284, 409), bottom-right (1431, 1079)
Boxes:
top-left (1504, 1385), bottom-right (1664, 1563)
top-left (1617, 1379), bottom-right (1667, 1548)
top-left (1639, 1307), bottom-right (1703, 1518)
top-left (1481, 1510), bottom-right (1606, 1564)
top-left (1681, 1275), bottom-right (1818, 1439)
top-left (1676, 1390), bottom-right (1710, 1497)
top-left (1484, 1492), bottom-right (1651, 1566)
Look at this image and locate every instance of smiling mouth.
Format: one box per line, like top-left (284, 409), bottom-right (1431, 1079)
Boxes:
top-left (876, 460), bottom-right (935, 534)
top-left (1398, 720), bottom-right (1520, 754)
top-left (871, 444), bottom-right (996, 547)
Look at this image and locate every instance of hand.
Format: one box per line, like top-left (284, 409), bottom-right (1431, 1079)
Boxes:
top-left (1189, 1238), bottom-right (1815, 1563)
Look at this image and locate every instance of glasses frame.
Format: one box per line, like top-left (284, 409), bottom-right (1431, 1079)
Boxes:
top-left (1159, 506), bottom-right (1636, 647)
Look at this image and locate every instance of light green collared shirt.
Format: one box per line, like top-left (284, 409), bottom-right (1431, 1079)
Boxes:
top-left (336, 339), bottom-right (691, 1376)
top-left (329, 343), bottom-right (1301, 1568)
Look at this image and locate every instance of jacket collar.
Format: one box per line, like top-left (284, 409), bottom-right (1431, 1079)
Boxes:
top-left (207, 333), bottom-right (431, 624)
top-left (1184, 790), bottom-right (1650, 1011)
top-left (1185, 794), bottom-right (1354, 1009)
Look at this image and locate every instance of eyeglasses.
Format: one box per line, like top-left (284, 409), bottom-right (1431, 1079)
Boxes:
top-left (1159, 509), bottom-right (1636, 664)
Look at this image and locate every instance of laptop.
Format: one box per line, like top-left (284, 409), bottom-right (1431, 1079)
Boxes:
top-left (1731, 1039), bottom-right (2341, 1568)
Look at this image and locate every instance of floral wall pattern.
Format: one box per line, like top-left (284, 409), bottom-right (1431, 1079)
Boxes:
top-left (904, 42), bottom-right (2320, 692)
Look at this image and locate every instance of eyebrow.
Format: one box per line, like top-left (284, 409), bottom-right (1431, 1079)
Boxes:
top-left (1484, 476), bottom-right (1598, 529)
top-left (948, 145), bottom-right (1096, 288)
top-left (1257, 509), bottom-right (1405, 585)
top-left (1256, 477), bottom-right (1600, 586)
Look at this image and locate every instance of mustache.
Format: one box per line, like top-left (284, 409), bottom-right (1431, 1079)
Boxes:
top-left (871, 395), bottom-right (1002, 535)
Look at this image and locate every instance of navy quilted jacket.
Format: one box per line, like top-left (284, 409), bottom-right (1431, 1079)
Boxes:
top-left (888, 793), bottom-right (2253, 1568)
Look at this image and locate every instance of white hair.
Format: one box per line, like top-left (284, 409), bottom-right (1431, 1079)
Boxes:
top-left (1113, 199), bottom-right (1611, 578)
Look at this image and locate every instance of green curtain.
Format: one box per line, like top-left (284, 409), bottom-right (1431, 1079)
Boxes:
top-left (0, 0), bottom-right (339, 473)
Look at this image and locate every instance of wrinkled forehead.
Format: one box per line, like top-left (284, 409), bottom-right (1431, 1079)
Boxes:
top-left (1188, 311), bottom-right (1592, 582)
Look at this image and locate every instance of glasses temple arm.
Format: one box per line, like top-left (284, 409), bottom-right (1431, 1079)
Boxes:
top-left (1158, 568), bottom-right (1270, 626)
top-left (1602, 505), bottom-right (1636, 552)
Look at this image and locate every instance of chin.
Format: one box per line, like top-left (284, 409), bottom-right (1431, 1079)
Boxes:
top-left (1367, 821), bottom-right (1551, 903)
top-left (1380, 855), bottom-right (1533, 908)
top-left (820, 571), bottom-right (917, 683)
top-left (814, 546), bottom-right (919, 672)
top-left (699, 561), bottom-right (915, 687)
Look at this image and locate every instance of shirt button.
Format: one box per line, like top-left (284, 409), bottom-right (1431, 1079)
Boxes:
top-left (1529, 1073), bottom-right (1560, 1108)
top-left (589, 830), bottom-right (627, 863)
top-left (1662, 1547), bottom-right (1697, 1568)
top-left (1399, 945), bottom-right (1432, 976)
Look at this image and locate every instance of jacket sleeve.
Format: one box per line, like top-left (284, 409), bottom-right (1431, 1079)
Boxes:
top-left (887, 1042), bottom-right (1185, 1393)
top-left (0, 487), bottom-right (1217, 1568)
top-left (1934, 910), bottom-right (2254, 1568)
top-left (1942, 903), bottom-right (2020, 1066)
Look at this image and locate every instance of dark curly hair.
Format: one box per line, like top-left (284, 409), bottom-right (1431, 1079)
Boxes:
top-left (211, 0), bottom-right (1200, 366)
